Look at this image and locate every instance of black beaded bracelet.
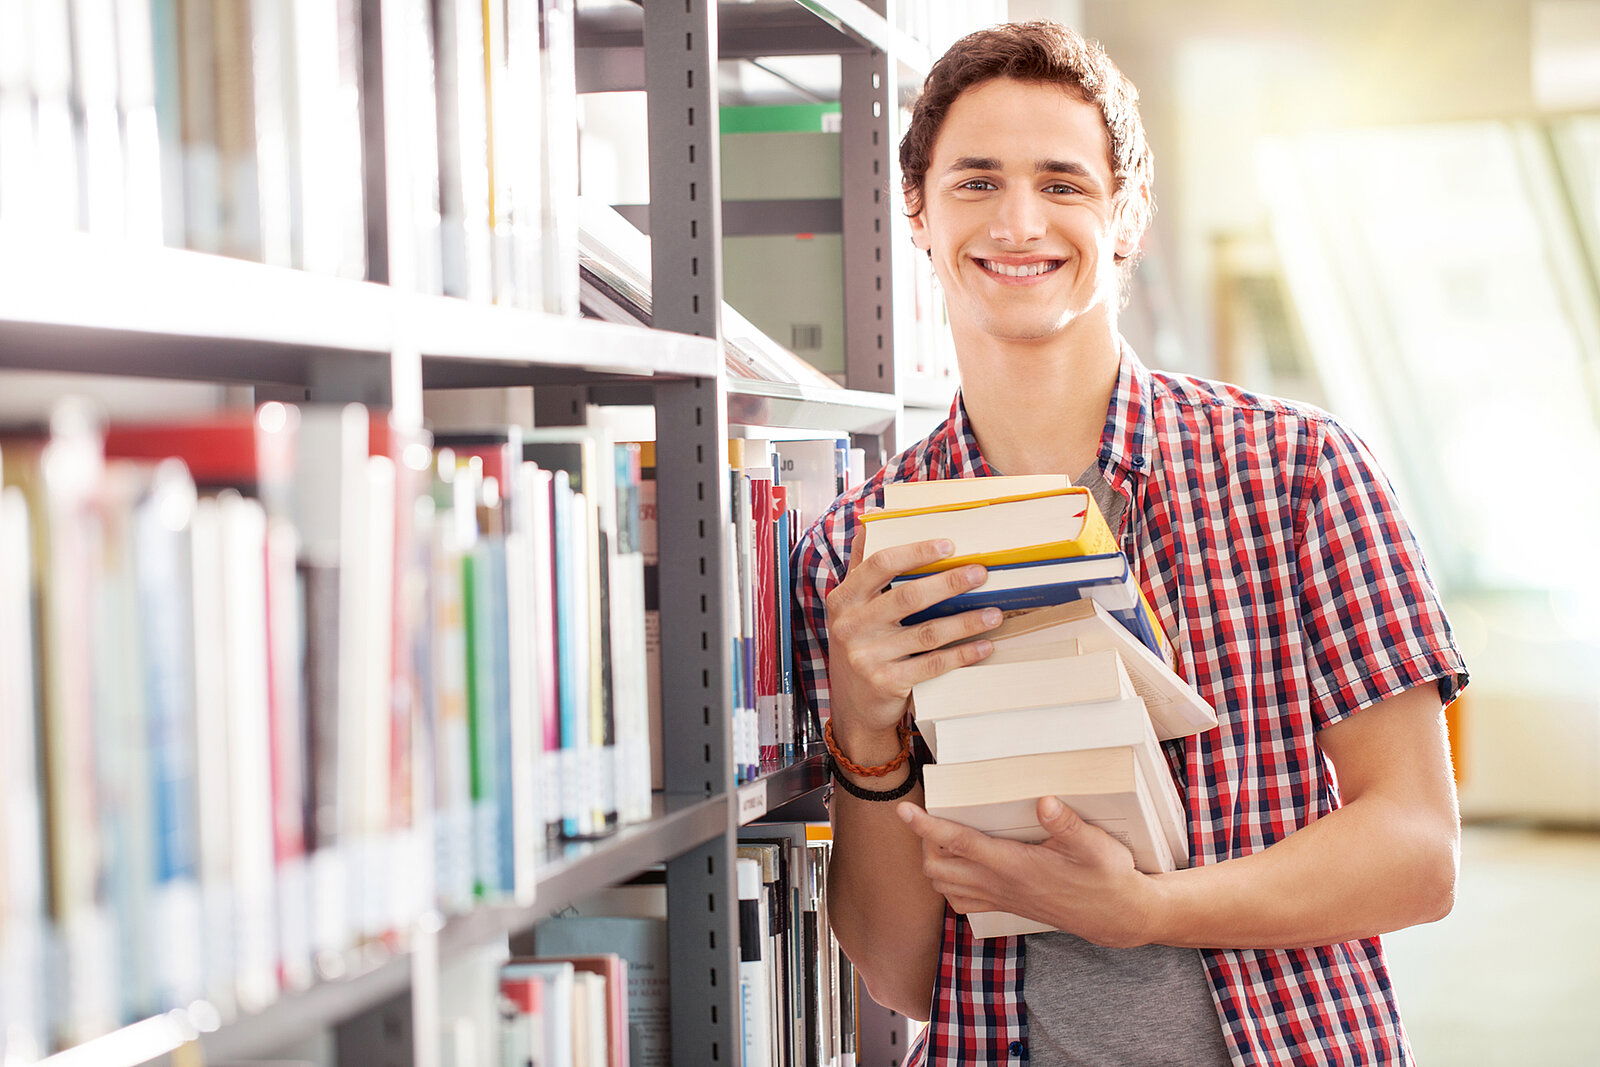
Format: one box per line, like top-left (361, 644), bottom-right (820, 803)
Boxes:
top-left (826, 753), bottom-right (922, 802)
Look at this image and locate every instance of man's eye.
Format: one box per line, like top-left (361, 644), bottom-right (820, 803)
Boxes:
top-left (1044, 183), bottom-right (1082, 195)
top-left (960, 179), bottom-right (997, 191)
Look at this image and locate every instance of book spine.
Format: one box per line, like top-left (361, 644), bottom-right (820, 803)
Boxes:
top-left (464, 538), bottom-right (499, 898)
top-left (0, 488), bottom-right (48, 1062)
top-left (774, 489), bottom-right (796, 760)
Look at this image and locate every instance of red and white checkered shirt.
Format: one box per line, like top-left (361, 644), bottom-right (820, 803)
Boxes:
top-left (792, 346), bottom-right (1469, 1065)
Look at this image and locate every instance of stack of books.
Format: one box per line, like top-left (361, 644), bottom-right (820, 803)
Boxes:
top-left (859, 476), bottom-right (1219, 939)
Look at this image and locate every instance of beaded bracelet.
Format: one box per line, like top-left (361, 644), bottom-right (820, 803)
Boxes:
top-left (827, 753), bottom-right (922, 802)
top-left (823, 717), bottom-right (912, 778)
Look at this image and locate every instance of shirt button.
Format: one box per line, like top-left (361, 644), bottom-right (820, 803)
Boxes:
top-left (1009, 1040), bottom-right (1027, 1057)
top-left (1133, 455), bottom-right (1146, 468)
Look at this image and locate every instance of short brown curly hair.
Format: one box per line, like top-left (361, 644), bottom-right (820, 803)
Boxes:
top-left (899, 21), bottom-right (1155, 274)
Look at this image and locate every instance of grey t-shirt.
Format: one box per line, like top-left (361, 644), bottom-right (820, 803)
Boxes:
top-left (1019, 464), bottom-right (1232, 1067)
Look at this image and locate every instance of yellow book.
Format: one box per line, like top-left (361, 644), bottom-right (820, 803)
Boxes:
top-left (857, 487), bottom-right (1118, 574)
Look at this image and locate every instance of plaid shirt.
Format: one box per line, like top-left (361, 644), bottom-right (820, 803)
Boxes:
top-left (792, 346), bottom-right (1469, 1065)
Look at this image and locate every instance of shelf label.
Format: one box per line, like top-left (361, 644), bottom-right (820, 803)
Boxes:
top-left (737, 780), bottom-right (768, 823)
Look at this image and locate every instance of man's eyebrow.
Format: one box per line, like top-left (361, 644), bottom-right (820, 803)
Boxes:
top-left (1036, 159), bottom-right (1094, 179)
top-left (946, 156), bottom-right (1002, 173)
top-left (943, 156), bottom-right (1099, 181)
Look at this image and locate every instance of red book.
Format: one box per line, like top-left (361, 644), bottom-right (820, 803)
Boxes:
top-left (751, 474), bottom-right (778, 764)
top-left (103, 406), bottom-right (297, 514)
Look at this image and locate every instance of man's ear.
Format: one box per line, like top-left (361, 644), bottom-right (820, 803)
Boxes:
top-left (908, 206), bottom-right (931, 253)
top-left (1113, 182), bottom-right (1151, 259)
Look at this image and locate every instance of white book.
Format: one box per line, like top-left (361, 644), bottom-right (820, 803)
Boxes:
top-left (928, 692), bottom-right (1188, 867)
top-left (773, 437), bottom-right (846, 532)
top-left (30, 0), bottom-right (80, 226)
top-left (977, 599), bottom-right (1217, 742)
top-left (505, 464), bottom-right (539, 904)
top-left (69, 0), bottom-right (126, 234)
top-left (433, 0), bottom-right (492, 300)
top-left (430, 471), bottom-right (475, 915)
top-left (216, 492), bottom-right (280, 1013)
top-left (926, 748), bottom-right (1175, 868)
top-left (0, 0), bottom-right (35, 221)
top-left (913, 647), bottom-right (1133, 724)
top-left (502, 961), bottom-right (575, 1067)
top-left (114, 0), bottom-right (165, 244)
top-left (737, 858), bottom-right (774, 1067)
top-left (289, 0), bottom-right (364, 276)
top-left (175, 0), bottom-right (220, 252)
top-left (362, 456), bottom-right (396, 935)
top-left (189, 497), bottom-right (237, 1017)
top-left (881, 474), bottom-right (1072, 510)
top-left (0, 486), bottom-right (47, 1063)
top-left (249, 0), bottom-right (295, 266)
top-left (148, 0), bottom-right (186, 246)
top-left (502, 0), bottom-right (544, 308)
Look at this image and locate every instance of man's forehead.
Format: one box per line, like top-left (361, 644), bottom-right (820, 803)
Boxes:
top-left (933, 79), bottom-right (1114, 177)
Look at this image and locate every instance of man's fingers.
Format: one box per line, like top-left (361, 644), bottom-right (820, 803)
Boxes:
top-left (880, 564), bottom-right (990, 625)
top-left (897, 629), bottom-right (999, 685)
top-left (898, 802), bottom-right (987, 858)
top-left (858, 538), bottom-right (957, 587)
top-left (890, 603), bottom-right (1005, 658)
top-left (832, 535), bottom-right (953, 612)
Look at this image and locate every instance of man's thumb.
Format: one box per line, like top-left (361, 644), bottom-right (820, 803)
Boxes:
top-left (1038, 795), bottom-right (1082, 838)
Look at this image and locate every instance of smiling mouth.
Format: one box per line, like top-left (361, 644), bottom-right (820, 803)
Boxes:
top-left (976, 259), bottom-right (1064, 278)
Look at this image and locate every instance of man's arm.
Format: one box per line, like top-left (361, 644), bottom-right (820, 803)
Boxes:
top-left (818, 536), bottom-right (1003, 1018)
top-left (901, 682), bottom-right (1460, 951)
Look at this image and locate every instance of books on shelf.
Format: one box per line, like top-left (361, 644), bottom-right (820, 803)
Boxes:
top-left (0, 399), bottom-right (676, 1056)
top-left (732, 826), bottom-right (858, 1067)
top-left (0, 0), bottom-right (578, 311)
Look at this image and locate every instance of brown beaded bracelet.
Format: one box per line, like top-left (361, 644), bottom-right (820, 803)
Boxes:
top-left (823, 717), bottom-right (912, 778)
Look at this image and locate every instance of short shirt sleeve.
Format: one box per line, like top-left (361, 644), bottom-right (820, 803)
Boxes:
top-left (791, 509), bottom-right (852, 724)
top-left (1294, 418), bottom-right (1469, 729)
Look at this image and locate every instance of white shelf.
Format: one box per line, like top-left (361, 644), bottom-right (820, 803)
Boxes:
top-left (0, 228), bottom-right (721, 387)
top-left (728, 377), bottom-right (899, 434)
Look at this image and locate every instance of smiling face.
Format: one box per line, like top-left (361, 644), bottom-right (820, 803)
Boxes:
top-left (908, 77), bottom-right (1144, 346)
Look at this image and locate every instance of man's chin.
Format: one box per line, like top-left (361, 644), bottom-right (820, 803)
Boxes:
top-left (973, 313), bottom-right (1076, 344)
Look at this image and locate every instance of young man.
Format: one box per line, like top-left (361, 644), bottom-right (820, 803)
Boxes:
top-left (792, 21), bottom-right (1468, 1067)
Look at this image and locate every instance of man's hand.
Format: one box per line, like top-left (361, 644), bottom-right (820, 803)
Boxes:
top-left (897, 796), bottom-right (1162, 949)
top-left (823, 533), bottom-right (1004, 763)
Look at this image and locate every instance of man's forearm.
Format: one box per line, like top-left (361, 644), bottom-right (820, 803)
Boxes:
top-left (1142, 792), bottom-right (1458, 950)
top-left (827, 725), bottom-right (947, 1019)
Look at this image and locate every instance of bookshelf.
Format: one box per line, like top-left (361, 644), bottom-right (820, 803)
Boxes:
top-left (3, 0), bottom-right (999, 1063)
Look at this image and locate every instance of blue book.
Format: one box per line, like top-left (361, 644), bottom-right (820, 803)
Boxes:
top-left (551, 472), bottom-right (587, 838)
top-left (894, 552), bottom-right (1167, 659)
top-left (486, 538), bottom-right (516, 893)
top-left (775, 507), bottom-right (795, 760)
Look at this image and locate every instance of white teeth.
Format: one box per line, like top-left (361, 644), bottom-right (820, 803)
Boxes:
top-left (981, 259), bottom-right (1061, 277)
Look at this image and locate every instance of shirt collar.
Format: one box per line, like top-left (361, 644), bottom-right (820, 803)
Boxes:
top-left (940, 341), bottom-right (1156, 484)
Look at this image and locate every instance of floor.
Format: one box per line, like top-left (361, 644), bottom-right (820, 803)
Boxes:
top-left (1382, 823), bottom-right (1600, 1065)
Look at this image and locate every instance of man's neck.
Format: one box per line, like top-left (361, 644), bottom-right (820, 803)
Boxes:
top-left (952, 309), bottom-right (1123, 479)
